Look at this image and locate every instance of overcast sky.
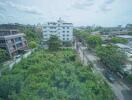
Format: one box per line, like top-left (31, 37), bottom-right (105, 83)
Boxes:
top-left (0, 0), bottom-right (132, 26)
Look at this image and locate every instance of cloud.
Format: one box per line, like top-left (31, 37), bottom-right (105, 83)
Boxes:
top-left (100, 0), bottom-right (116, 13)
top-left (100, 6), bottom-right (111, 12)
top-left (72, 0), bottom-right (94, 10)
top-left (3, 1), bottom-right (43, 15)
top-left (0, 2), bottom-right (6, 12)
top-left (0, 7), bottom-right (6, 12)
top-left (105, 0), bottom-right (115, 4)
top-left (0, 14), bottom-right (4, 19)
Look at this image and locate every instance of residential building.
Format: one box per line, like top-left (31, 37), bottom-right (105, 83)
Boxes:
top-left (126, 24), bottom-right (132, 30)
top-left (0, 29), bottom-right (28, 57)
top-left (42, 18), bottom-right (73, 42)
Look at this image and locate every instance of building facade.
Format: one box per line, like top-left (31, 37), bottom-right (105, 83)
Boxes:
top-left (126, 24), bottom-right (132, 30)
top-left (0, 30), bottom-right (28, 57)
top-left (43, 18), bottom-right (73, 42)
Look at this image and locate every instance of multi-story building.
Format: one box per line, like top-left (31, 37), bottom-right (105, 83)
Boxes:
top-left (43, 18), bottom-right (73, 42)
top-left (0, 29), bottom-right (28, 57)
top-left (126, 24), bottom-right (132, 30)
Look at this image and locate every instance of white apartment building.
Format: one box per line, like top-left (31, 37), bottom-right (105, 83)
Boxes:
top-left (43, 18), bottom-right (73, 42)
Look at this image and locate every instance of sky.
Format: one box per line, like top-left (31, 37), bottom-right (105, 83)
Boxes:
top-left (0, 0), bottom-right (132, 26)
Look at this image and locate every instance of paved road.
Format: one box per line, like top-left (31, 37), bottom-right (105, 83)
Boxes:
top-left (75, 41), bottom-right (132, 100)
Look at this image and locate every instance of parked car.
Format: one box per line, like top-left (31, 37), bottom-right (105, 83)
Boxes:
top-left (104, 71), bottom-right (116, 83)
top-left (15, 55), bottom-right (21, 59)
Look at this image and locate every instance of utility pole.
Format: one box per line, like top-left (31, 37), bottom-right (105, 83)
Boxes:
top-left (82, 49), bottom-right (85, 64)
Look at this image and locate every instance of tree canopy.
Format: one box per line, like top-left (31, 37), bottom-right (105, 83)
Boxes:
top-left (96, 45), bottom-right (127, 71)
top-left (29, 41), bottom-right (37, 49)
top-left (22, 28), bottom-right (40, 44)
top-left (111, 37), bottom-right (128, 44)
top-left (0, 49), bottom-right (8, 63)
top-left (74, 29), bottom-right (102, 48)
top-left (0, 49), bottom-right (114, 100)
top-left (86, 35), bottom-right (102, 48)
top-left (48, 35), bottom-right (61, 51)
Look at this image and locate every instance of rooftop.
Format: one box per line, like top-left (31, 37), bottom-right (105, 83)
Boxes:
top-left (115, 43), bottom-right (131, 49)
top-left (117, 35), bottom-right (132, 39)
top-left (43, 18), bottom-right (73, 26)
top-left (0, 29), bottom-right (20, 36)
top-left (0, 33), bottom-right (25, 39)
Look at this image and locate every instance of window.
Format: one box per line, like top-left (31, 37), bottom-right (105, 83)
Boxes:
top-left (15, 37), bottom-right (21, 42)
top-left (16, 43), bottom-right (23, 48)
top-left (12, 31), bottom-right (17, 34)
top-left (67, 34), bottom-right (69, 36)
top-left (67, 27), bottom-right (69, 29)
top-left (53, 23), bottom-right (57, 25)
top-left (0, 40), bottom-right (5, 44)
top-left (50, 27), bottom-right (56, 29)
top-left (63, 31), bottom-right (65, 33)
top-left (67, 38), bottom-right (69, 40)
top-left (63, 34), bottom-right (65, 37)
top-left (13, 45), bottom-right (16, 50)
top-left (11, 39), bottom-right (14, 43)
top-left (63, 38), bottom-right (65, 40)
top-left (67, 31), bottom-right (69, 33)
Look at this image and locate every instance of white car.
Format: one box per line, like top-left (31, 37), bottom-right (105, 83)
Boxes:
top-left (15, 55), bottom-right (21, 59)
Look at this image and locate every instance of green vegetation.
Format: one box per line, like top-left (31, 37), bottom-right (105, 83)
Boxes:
top-left (96, 45), bottom-right (127, 71)
top-left (126, 74), bottom-right (132, 84)
top-left (0, 49), bottom-right (114, 100)
top-left (86, 35), bottom-right (102, 48)
top-left (75, 30), bottom-right (127, 72)
top-left (75, 29), bottom-right (102, 48)
top-left (21, 27), bottom-right (40, 44)
top-left (74, 29), bottom-right (90, 42)
top-left (111, 37), bottom-right (128, 44)
top-left (63, 41), bottom-right (72, 47)
top-left (0, 49), bottom-right (8, 63)
top-left (48, 35), bottom-right (61, 51)
top-left (29, 41), bottom-right (37, 49)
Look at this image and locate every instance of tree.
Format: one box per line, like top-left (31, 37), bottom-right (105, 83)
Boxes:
top-left (47, 35), bottom-right (61, 51)
top-left (86, 35), bottom-right (102, 48)
top-left (111, 37), bottom-right (128, 44)
top-left (0, 49), bottom-right (8, 63)
top-left (21, 27), bottom-right (40, 44)
top-left (63, 41), bottom-right (72, 47)
top-left (0, 49), bottom-right (114, 100)
top-left (126, 74), bottom-right (132, 84)
top-left (96, 45), bottom-right (127, 71)
top-left (29, 41), bottom-right (37, 49)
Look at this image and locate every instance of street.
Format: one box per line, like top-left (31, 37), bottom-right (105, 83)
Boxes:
top-left (75, 41), bottom-right (132, 100)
